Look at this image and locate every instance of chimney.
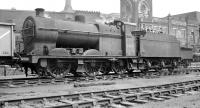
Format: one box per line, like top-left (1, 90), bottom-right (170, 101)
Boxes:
top-left (35, 8), bottom-right (45, 17)
top-left (63, 0), bottom-right (74, 13)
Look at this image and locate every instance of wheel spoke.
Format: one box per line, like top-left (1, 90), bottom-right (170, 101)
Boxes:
top-left (112, 61), bottom-right (126, 74)
top-left (100, 63), bottom-right (111, 75)
top-left (84, 62), bottom-right (101, 77)
top-left (47, 60), bottom-right (72, 78)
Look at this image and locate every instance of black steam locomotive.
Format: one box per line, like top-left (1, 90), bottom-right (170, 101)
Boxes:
top-left (1, 9), bottom-right (193, 78)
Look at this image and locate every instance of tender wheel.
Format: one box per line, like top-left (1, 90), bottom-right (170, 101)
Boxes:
top-left (47, 59), bottom-right (72, 78)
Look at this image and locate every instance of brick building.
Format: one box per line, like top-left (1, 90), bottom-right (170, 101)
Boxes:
top-left (139, 16), bottom-right (199, 49)
top-left (120, 0), bottom-right (152, 23)
top-left (120, 0), bottom-right (200, 50)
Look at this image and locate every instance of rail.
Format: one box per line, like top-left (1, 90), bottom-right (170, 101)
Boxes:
top-left (1, 80), bottom-right (200, 108)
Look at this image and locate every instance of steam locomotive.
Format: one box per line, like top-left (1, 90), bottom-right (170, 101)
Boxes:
top-left (0, 9), bottom-right (193, 78)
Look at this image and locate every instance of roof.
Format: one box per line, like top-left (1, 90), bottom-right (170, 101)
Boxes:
top-left (0, 22), bottom-right (15, 26)
top-left (163, 11), bottom-right (200, 24)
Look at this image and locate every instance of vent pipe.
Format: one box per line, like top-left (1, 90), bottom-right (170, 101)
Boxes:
top-left (35, 8), bottom-right (45, 17)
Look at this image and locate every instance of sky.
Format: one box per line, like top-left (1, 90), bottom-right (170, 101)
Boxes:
top-left (0, 0), bottom-right (200, 17)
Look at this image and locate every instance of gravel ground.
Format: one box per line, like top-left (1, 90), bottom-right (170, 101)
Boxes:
top-left (136, 93), bottom-right (200, 108)
top-left (0, 73), bottom-right (200, 102)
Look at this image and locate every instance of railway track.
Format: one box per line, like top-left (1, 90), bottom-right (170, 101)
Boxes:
top-left (0, 74), bottom-right (134, 88)
top-left (1, 80), bottom-right (200, 108)
top-left (0, 68), bottom-right (192, 88)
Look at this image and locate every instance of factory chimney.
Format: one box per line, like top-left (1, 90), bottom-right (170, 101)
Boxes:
top-left (63, 0), bottom-right (74, 13)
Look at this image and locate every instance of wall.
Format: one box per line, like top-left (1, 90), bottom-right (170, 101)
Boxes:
top-left (140, 17), bottom-right (199, 48)
top-left (120, 0), bottom-right (152, 23)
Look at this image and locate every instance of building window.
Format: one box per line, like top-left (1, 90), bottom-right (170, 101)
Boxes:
top-left (172, 28), bottom-right (177, 36)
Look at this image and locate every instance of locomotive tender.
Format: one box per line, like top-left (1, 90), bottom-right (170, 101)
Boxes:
top-left (1, 8), bottom-right (193, 78)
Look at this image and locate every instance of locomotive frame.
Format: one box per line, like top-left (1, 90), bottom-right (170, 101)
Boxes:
top-left (20, 16), bottom-right (186, 78)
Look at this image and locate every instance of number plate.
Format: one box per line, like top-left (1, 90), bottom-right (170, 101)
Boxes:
top-left (0, 51), bottom-right (9, 55)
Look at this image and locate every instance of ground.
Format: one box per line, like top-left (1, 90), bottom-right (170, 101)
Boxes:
top-left (137, 93), bottom-right (200, 108)
top-left (0, 72), bottom-right (200, 102)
